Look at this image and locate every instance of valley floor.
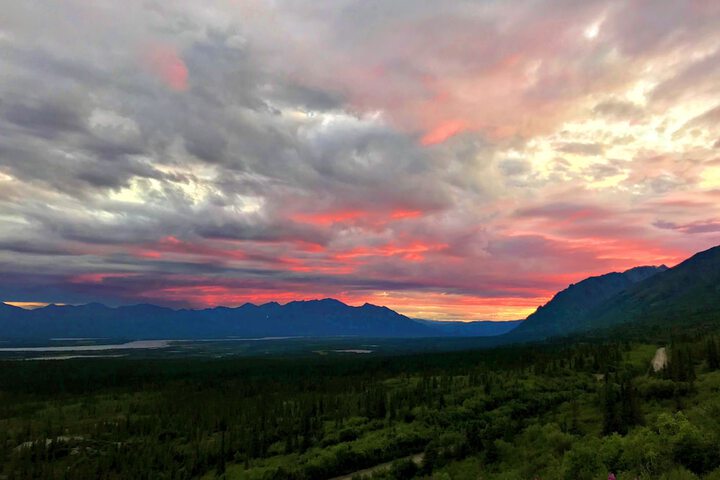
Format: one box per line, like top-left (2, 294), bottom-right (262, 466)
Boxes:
top-left (1, 336), bottom-right (720, 480)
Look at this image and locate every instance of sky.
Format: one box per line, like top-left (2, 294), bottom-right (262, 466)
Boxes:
top-left (1, 0), bottom-right (719, 320)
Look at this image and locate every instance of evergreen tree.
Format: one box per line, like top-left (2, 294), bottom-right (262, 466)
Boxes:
top-left (707, 338), bottom-right (720, 370)
top-left (619, 376), bottom-right (643, 432)
top-left (602, 375), bottom-right (620, 435)
top-left (216, 419), bottom-right (227, 477)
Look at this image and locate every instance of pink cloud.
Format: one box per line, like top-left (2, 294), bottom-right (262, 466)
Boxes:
top-left (420, 120), bottom-right (467, 146)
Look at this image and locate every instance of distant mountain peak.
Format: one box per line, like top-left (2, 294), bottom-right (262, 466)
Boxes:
top-left (234, 302), bottom-right (259, 310)
top-left (361, 302), bottom-right (389, 310)
top-left (622, 265), bottom-right (668, 282)
top-left (302, 298), bottom-right (345, 305)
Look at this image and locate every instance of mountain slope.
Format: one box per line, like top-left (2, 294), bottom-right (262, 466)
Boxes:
top-left (0, 302), bottom-right (23, 312)
top-left (508, 265), bottom-right (668, 341)
top-left (0, 298), bottom-right (438, 340)
top-left (586, 244), bottom-right (720, 330)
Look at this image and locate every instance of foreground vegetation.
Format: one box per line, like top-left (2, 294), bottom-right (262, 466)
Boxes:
top-left (1, 331), bottom-right (720, 479)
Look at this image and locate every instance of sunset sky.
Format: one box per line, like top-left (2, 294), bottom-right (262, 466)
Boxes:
top-left (1, 0), bottom-right (719, 320)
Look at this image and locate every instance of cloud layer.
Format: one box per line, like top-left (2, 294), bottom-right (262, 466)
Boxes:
top-left (1, 0), bottom-right (719, 320)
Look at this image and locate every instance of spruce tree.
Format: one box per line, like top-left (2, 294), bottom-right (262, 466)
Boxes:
top-left (707, 338), bottom-right (720, 370)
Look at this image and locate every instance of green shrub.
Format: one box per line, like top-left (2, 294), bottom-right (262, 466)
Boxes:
top-left (599, 433), bottom-right (624, 473)
top-left (620, 426), bottom-right (671, 476)
top-left (659, 466), bottom-right (699, 479)
top-left (636, 377), bottom-right (677, 399)
top-left (703, 467), bottom-right (720, 480)
top-left (562, 440), bottom-right (604, 480)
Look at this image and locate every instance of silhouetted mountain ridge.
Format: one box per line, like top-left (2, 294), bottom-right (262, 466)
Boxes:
top-left (509, 265), bottom-right (668, 341)
top-left (508, 245), bottom-right (720, 342)
top-left (0, 298), bottom-right (440, 340)
top-left (586, 245), bottom-right (720, 330)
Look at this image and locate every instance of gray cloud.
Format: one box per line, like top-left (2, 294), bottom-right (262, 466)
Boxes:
top-left (654, 219), bottom-right (720, 234)
top-left (3, 99), bottom-right (87, 138)
top-left (592, 99), bottom-right (644, 120)
top-left (584, 162), bottom-right (623, 181)
top-left (499, 158), bottom-right (532, 177)
top-left (651, 48), bottom-right (720, 103)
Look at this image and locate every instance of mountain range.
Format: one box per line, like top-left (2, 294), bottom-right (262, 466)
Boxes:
top-left (1, 244), bottom-right (718, 343)
top-left (0, 299), bottom-right (439, 340)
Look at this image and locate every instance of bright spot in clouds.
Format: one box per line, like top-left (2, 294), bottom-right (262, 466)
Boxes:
top-left (583, 22), bottom-right (601, 39)
top-left (700, 166), bottom-right (720, 190)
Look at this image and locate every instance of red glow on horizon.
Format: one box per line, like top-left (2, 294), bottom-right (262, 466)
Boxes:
top-left (130, 283), bottom-right (541, 322)
top-left (61, 236), bottom-right (697, 321)
top-left (143, 286), bottom-right (360, 310)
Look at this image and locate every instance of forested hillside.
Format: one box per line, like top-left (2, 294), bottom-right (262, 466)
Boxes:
top-left (2, 329), bottom-right (720, 479)
top-left (509, 265), bottom-right (667, 341)
top-left (588, 245), bottom-right (720, 331)
top-left (508, 245), bottom-right (720, 343)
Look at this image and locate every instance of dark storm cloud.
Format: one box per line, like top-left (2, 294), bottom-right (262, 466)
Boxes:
top-left (195, 218), bottom-right (331, 245)
top-left (183, 127), bottom-right (228, 163)
top-left (2, 98), bottom-right (88, 138)
top-left (0, 239), bottom-right (76, 256)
